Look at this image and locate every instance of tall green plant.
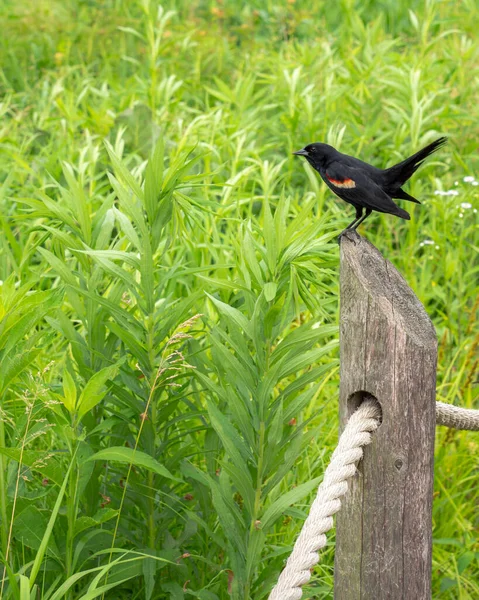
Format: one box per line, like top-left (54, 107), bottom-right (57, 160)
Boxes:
top-left (184, 196), bottom-right (339, 598)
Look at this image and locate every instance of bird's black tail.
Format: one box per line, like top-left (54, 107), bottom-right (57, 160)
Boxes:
top-left (383, 137), bottom-right (447, 188)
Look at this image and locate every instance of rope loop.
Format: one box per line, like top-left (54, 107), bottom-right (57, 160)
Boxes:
top-left (268, 398), bottom-right (479, 599)
top-left (268, 398), bottom-right (381, 600)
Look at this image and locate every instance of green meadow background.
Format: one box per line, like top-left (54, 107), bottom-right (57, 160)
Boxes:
top-left (0, 0), bottom-right (478, 598)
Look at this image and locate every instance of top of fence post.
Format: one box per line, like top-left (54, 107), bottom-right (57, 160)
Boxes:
top-left (334, 232), bottom-right (437, 600)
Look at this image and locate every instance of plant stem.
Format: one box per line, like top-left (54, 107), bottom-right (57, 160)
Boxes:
top-left (244, 420), bottom-right (265, 600)
top-left (0, 416), bottom-right (8, 557)
top-left (148, 399), bottom-right (158, 550)
top-left (65, 435), bottom-right (78, 599)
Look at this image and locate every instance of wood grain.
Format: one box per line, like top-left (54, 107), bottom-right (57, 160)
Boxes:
top-left (334, 232), bottom-right (437, 600)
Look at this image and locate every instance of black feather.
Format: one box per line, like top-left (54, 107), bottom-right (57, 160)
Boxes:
top-left (393, 188), bottom-right (421, 204)
top-left (384, 137), bottom-right (447, 189)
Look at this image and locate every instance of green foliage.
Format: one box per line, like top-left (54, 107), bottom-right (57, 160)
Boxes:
top-left (0, 0), bottom-right (478, 598)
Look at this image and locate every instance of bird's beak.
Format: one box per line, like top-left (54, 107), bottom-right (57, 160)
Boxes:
top-left (293, 149), bottom-right (308, 156)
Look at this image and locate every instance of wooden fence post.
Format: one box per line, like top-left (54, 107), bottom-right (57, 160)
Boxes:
top-left (334, 233), bottom-right (437, 599)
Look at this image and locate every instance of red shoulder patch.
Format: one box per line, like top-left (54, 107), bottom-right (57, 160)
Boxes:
top-left (326, 175), bottom-right (356, 189)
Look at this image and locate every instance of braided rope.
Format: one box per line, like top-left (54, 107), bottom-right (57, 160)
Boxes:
top-left (268, 398), bottom-right (479, 600)
top-left (436, 401), bottom-right (479, 431)
top-left (268, 398), bottom-right (381, 600)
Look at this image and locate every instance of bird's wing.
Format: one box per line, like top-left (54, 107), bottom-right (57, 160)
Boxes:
top-left (325, 162), bottom-right (409, 217)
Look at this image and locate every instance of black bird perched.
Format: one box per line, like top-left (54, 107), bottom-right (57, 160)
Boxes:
top-left (293, 137), bottom-right (447, 241)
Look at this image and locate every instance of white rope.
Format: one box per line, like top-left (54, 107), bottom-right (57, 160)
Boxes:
top-left (268, 397), bottom-right (381, 600)
top-left (436, 401), bottom-right (479, 431)
top-left (268, 398), bottom-right (479, 600)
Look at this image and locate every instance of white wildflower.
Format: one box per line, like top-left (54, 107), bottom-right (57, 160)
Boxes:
top-left (460, 202), bottom-right (472, 209)
top-left (463, 176), bottom-right (475, 182)
top-left (436, 190), bottom-right (459, 196)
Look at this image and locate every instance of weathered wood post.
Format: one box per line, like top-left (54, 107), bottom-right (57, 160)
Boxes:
top-left (334, 233), bottom-right (437, 599)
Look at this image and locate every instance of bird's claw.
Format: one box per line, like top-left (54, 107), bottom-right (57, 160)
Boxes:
top-left (337, 228), bottom-right (360, 245)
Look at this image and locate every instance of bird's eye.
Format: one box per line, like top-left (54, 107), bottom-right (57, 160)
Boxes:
top-left (309, 147), bottom-right (315, 153)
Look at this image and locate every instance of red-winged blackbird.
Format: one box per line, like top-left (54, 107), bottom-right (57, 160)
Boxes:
top-left (293, 137), bottom-right (447, 240)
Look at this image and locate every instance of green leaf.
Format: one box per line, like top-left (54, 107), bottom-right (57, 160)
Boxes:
top-left (77, 249), bottom-right (141, 270)
top-left (0, 288), bottom-right (61, 352)
top-left (209, 480), bottom-right (246, 557)
top-left (0, 558), bottom-right (20, 599)
top-left (0, 448), bottom-right (64, 486)
top-left (19, 574), bottom-right (30, 600)
top-left (457, 551), bottom-right (475, 574)
top-left (106, 321), bottom-right (149, 367)
top-left (41, 224), bottom-right (85, 253)
top-left (268, 399), bottom-right (283, 446)
top-left (143, 556), bottom-right (156, 600)
top-left (277, 341), bottom-right (338, 380)
top-left (62, 162), bottom-right (92, 244)
top-left (0, 349), bottom-right (41, 395)
top-left (29, 456), bottom-right (75, 587)
top-left (35, 192), bottom-right (78, 230)
top-left (261, 476), bottom-right (322, 530)
top-left (76, 579), bottom-right (133, 600)
top-left (209, 335), bottom-right (257, 393)
top-left (112, 207), bottom-right (141, 249)
top-left (278, 364), bottom-right (338, 402)
top-left (140, 236), bottom-right (155, 313)
top-left (271, 324), bottom-right (338, 365)
top-left (48, 553), bottom-right (170, 600)
top-left (77, 253), bottom-right (140, 301)
top-left (94, 206), bottom-right (116, 249)
top-left (206, 400), bottom-right (253, 465)
top-left (144, 136), bottom-right (165, 221)
top-left (62, 368), bottom-right (77, 413)
top-left (74, 508), bottom-right (118, 538)
top-left (205, 400), bottom-right (254, 513)
top-left (263, 282), bottom-right (277, 302)
top-left (242, 227), bottom-right (263, 285)
top-left (180, 461), bottom-right (212, 488)
top-left (162, 150), bottom-right (203, 195)
top-left (14, 506), bottom-right (59, 558)
top-left (77, 362), bottom-right (123, 421)
top-left (49, 565), bottom-right (122, 600)
top-left (245, 529), bottom-right (266, 582)
top-left (440, 577), bottom-right (457, 592)
top-left (104, 140), bottom-right (144, 201)
top-left (87, 447), bottom-right (180, 482)
top-left (263, 196), bottom-right (277, 272)
top-left (206, 293), bottom-right (253, 339)
top-left (108, 173), bottom-right (147, 236)
top-left (195, 274), bottom-right (240, 291)
top-left (1, 301), bottom-right (56, 355)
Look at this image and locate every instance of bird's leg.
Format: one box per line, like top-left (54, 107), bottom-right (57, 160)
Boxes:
top-left (337, 207), bottom-right (362, 243)
top-left (351, 208), bottom-right (372, 230)
top-left (344, 214), bottom-right (362, 230)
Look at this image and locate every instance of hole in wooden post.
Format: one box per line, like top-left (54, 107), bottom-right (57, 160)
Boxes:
top-left (347, 391), bottom-right (383, 426)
